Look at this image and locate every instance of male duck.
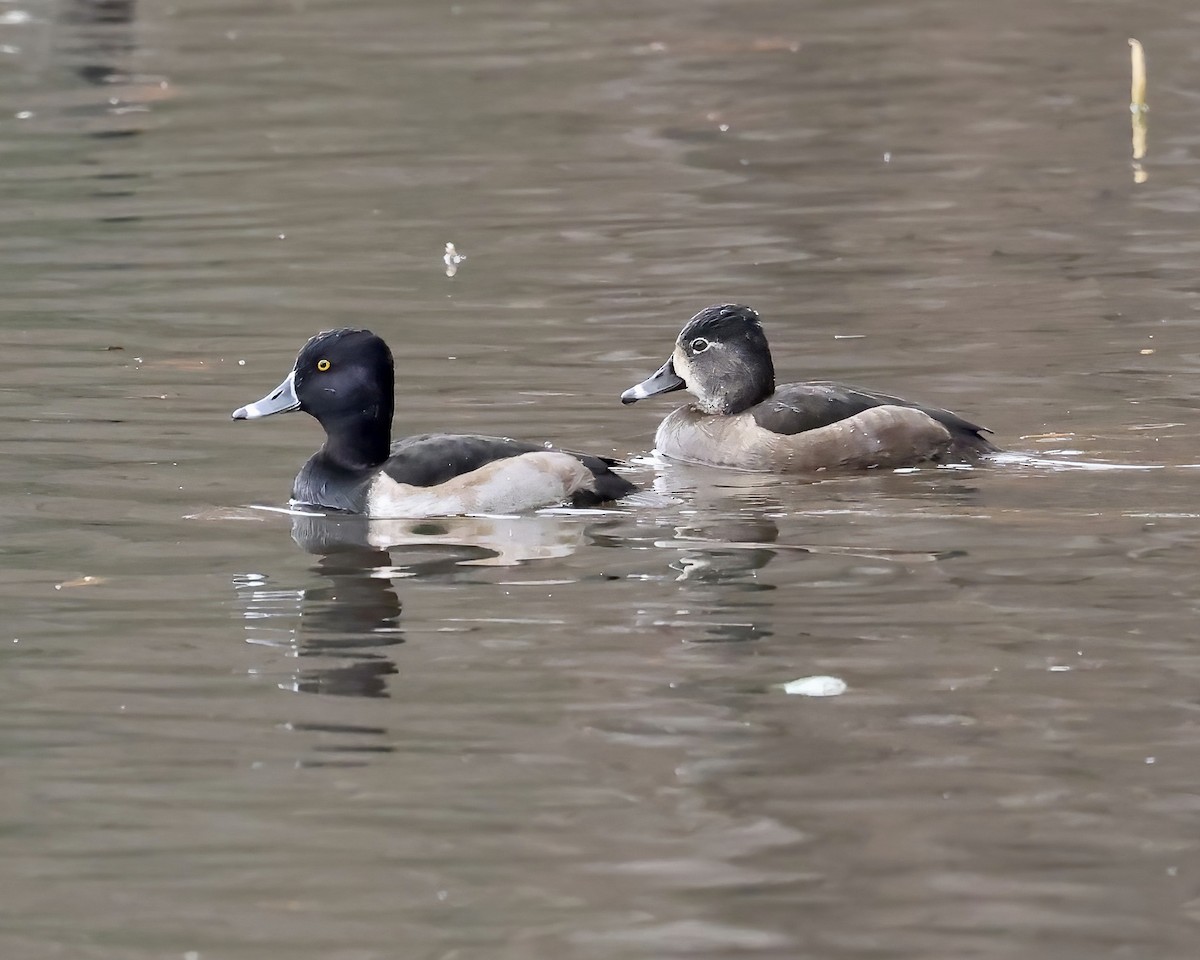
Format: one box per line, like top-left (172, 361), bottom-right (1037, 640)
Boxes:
top-left (233, 328), bottom-right (636, 516)
top-left (621, 304), bottom-right (997, 471)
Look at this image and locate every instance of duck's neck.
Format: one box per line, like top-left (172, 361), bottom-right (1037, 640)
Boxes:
top-left (702, 367), bottom-right (774, 415)
top-left (319, 402), bottom-right (393, 472)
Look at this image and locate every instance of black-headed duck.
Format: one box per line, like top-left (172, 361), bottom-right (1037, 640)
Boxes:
top-left (621, 303), bottom-right (996, 471)
top-left (233, 329), bottom-right (636, 516)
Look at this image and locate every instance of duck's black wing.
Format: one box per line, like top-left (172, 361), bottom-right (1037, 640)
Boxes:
top-left (752, 382), bottom-right (997, 456)
top-left (385, 434), bottom-right (636, 505)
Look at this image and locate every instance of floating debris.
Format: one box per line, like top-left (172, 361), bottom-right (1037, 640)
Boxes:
top-left (443, 241), bottom-right (465, 277)
top-left (55, 576), bottom-right (107, 591)
top-left (782, 675), bottom-right (847, 697)
top-left (1129, 38), bottom-right (1148, 183)
top-left (1130, 38), bottom-right (1148, 114)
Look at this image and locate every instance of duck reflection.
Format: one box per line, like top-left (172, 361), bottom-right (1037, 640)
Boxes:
top-left (235, 510), bottom-right (601, 700)
top-left (60, 0), bottom-right (138, 87)
top-left (290, 511), bottom-right (591, 568)
top-left (634, 463), bottom-right (976, 644)
top-left (235, 540), bottom-right (402, 701)
top-left (634, 515), bottom-right (782, 645)
top-left (649, 455), bottom-right (987, 509)
top-left (669, 516), bottom-right (780, 589)
top-left (282, 543), bottom-right (403, 699)
top-left (45, 0), bottom-right (173, 144)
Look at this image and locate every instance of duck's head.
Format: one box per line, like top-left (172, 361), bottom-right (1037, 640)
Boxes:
top-left (621, 304), bottom-right (775, 415)
top-left (232, 328), bottom-right (395, 432)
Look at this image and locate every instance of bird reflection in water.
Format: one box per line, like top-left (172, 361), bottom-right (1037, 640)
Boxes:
top-left (16, 0), bottom-right (176, 162)
top-left (233, 511), bottom-right (598, 699)
top-left (59, 0), bottom-right (138, 87)
top-left (234, 538), bottom-right (403, 701)
top-left (640, 461), bottom-right (977, 645)
top-left (669, 516), bottom-right (781, 589)
top-left (291, 511), bottom-right (591, 567)
top-left (630, 514), bottom-right (782, 645)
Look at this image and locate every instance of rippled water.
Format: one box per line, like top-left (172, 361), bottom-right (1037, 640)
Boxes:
top-left (4, 0), bottom-right (1200, 957)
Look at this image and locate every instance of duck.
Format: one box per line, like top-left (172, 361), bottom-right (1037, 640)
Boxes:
top-left (232, 328), bottom-right (636, 517)
top-left (620, 303), bottom-right (997, 471)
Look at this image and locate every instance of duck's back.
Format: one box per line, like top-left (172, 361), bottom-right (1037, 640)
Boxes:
top-left (385, 434), bottom-right (564, 485)
top-left (387, 434), bottom-right (634, 501)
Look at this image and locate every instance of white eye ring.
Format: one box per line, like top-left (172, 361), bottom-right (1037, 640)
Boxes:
top-left (691, 337), bottom-right (710, 353)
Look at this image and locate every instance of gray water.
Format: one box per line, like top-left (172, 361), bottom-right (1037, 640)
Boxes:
top-left (4, 1), bottom-right (1200, 957)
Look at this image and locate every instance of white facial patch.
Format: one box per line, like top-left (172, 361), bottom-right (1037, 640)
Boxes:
top-left (674, 342), bottom-right (726, 412)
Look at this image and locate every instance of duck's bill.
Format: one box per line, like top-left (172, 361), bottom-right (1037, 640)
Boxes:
top-left (620, 358), bottom-right (685, 404)
top-left (232, 370), bottom-right (300, 420)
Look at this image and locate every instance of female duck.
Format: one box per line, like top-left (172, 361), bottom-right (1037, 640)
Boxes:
top-left (621, 304), bottom-right (996, 471)
top-left (233, 328), bottom-right (635, 516)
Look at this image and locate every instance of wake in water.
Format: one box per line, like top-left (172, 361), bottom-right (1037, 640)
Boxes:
top-left (987, 451), bottom-right (1165, 472)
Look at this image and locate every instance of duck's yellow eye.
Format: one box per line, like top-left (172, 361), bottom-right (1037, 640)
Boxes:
top-left (317, 359), bottom-right (331, 372)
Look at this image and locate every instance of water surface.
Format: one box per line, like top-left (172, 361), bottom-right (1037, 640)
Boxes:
top-left (3, 1), bottom-right (1200, 957)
